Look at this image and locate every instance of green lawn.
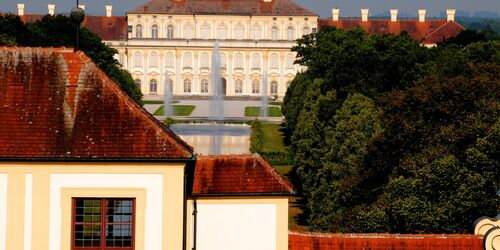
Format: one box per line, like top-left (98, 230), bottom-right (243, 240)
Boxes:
top-left (261, 123), bottom-right (286, 152)
top-left (154, 105), bottom-right (195, 116)
top-left (244, 107), bottom-right (282, 117)
top-left (143, 100), bottom-right (179, 104)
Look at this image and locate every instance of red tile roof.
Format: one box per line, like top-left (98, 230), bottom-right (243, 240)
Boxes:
top-left (319, 19), bottom-right (465, 45)
top-left (192, 154), bottom-right (294, 196)
top-left (128, 0), bottom-right (317, 16)
top-left (82, 16), bottom-right (128, 41)
top-left (0, 47), bottom-right (193, 159)
top-left (289, 231), bottom-right (483, 250)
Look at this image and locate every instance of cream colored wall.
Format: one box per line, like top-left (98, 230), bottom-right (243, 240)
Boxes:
top-left (0, 162), bottom-right (186, 250)
top-left (186, 197), bottom-right (289, 250)
top-left (110, 13), bottom-right (316, 98)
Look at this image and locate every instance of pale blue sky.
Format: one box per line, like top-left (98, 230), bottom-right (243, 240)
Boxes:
top-left (1, 0), bottom-right (499, 18)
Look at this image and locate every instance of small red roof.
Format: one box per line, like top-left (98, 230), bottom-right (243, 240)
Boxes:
top-left (128, 0), bottom-right (317, 16)
top-left (319, 19), bottom-right (465, 45)
top-left (192, 154), bottom-right (294, 196)
top-left (289, 231), bottom-right (483, 250)
top-left (0, 47), bottom-right (193, 160)
top-left (17, 14), bottom-right (128, 41)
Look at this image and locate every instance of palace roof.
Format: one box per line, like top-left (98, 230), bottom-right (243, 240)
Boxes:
top-left (192, 154), bottom-right (294, 196)
top-left (319, 19), bottom-right (465, 45)
top-left (0, 47), bottom-right (193, 160)
top-left (128, 0), bottom-right (317, 16)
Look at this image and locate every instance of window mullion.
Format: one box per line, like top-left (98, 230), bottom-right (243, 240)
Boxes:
top-left (101, 199), bottom-right (106, 250)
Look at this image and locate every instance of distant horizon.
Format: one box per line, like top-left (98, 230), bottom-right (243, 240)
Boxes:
top-left (0, 0), bottom-right (499, 19)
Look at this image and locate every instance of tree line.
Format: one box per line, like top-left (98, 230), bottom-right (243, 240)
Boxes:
top-left (282, 26), bottom-right (500, 233)
top-left (0, 14), bottom-right (143, 103)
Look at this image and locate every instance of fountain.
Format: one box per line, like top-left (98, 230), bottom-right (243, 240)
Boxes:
top-left (260, 70), bottom-right (269, 117)
top-left (210, 41), bottom-right (224, 120)
top-left (163, 75), bottom-right (173, 117)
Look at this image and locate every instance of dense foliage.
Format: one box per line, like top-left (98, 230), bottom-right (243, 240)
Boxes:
top-left (0, 14), bottom-right (142, 103)
top-left (283, 26), bottom-right (500, 233)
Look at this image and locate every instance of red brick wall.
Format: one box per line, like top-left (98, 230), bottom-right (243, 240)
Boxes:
top-left (289, 230), bottom-right (483, 250)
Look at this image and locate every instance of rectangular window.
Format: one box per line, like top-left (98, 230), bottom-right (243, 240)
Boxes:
top-left (72, 198), bottom-right (135, 250)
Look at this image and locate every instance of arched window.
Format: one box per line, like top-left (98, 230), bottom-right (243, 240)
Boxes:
top-left (220, 53), bottom-right (227, 68)
top-left (133, 51), bottom-right (142, 67)
top-left (183, 52), bottom-right (192, 69)
top-left (287, 26), bottom-right (294, 40)
top-left (271, 26), bottom-right (279, 40)
top-left (200, 79), bottom-right (209, 93)
top-left (165, 52), bottom-right (174, 68)
top-left (270, 53), bottom-right (279, 69)
top-left (286, 54), bottom-right (295, 69)
top-left (235, 79), bottom-right (243, 94)
top-left (252, 79), bottom-right (260, 93)
top-left (252, 53), bottom-right (260, 69)
top-left (271, 80), bottom-right (278, 94)
top-left (167, 24), bottom-right (174, 40)
top-left (151, 24), bottom-right (158, 39)
top-left (136, 24), bottom-right (142, 38)
top-left (183, 79), bottom-right (192, 93)
top-left (149, 52), bottom-right (159, 68)
top-left (234, 24), bottom-right (245, 40)
top-left (218, 25), bottom-right (227, 40)
top-left (252, 25), bottom-right (261, 40)
top-left (201, 24), bottom-right (210, 39)
top-left (149, 79), bottom-right (158, 94)
top-left (303, 26), bottom-right (311, 36)
top-left (235, 53), bottom-right (244, 69)
top-left (200, 52), bottom-right (209, 69)
top-left (183, 24), bottom-right (193, 39)
top-left (134, 79), bottom-right (141, 88)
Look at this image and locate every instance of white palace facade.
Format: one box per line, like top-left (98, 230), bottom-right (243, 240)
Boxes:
top-left (108, 0), bottom-right (318, 99)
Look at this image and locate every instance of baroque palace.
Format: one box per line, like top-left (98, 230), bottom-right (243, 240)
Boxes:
top-left (14, 0), bottom-right (463, 99)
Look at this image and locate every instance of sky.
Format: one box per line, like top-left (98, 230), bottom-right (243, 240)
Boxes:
top-left (0, 0), bottom-right (499, 18)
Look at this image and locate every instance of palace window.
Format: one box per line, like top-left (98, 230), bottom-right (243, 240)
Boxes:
top-left (252, 25), bottom-right (261, 40)
top-left (149, 52), bottom-right (158, 68)
top-left (72, 198), bottom-right (135, 250)
top-left (252, 79), bottom-right (260, 93)
top-left (135, 24), bottom-right (142, 38)
top-left (134, 79), bottom-right (141, 88)
top-left (183, 24), bottom-right (193, 40)
top-left (167, 25), bottom-right (174, 40)
top-left (184, 79), bottom-right (192, 93)
top-left (287, 26), bottom-right (294, 40)
top-left (270, 53), bottom-right (279, 69)
top-left (235, 53), bottom-right (244, 69)
top-left (235, 79), bottom-right (243, 94)
top-left (234, 24), bottom-right (245, 40)
top-left (201, 24), bottom-right (210, 39)
top-left (201, 79), bottom-right (209, 93)
top-left (303, 26), bottom-right (310, 36)
top-left (200, 52), bottom-right (209, 69)
top-left (150, 79), bottom-right (158, 94)
top-left (183, 52), bottom-right (192, 69)
top-left (271, 80), bottom-right (278, 94)
top-left (251, 53), bottom-right (260, 70)
top-left (133, 52), bottom-right (142, 67)
top-left (220, 53), bottom-right (227, 68)
top-left (151, 24), bottom-right (158, 39)
top-left (218, 25), bottom-right (227, 40)
top-left (286, 54), bottom-right (295, 69)
top-left (271, 26), bottom-right (279, 40)
top-left (165, 52), bottom-right (174, 68)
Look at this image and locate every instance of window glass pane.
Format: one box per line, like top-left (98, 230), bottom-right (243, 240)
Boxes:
top-left (106, 224), bottom-right (132, 247)
top-left (107, 200), bottom-right (133, 223)
top-left (75, 199), bottom-right (101, 223)
top-left (74, 223), bottom-right (101, 247)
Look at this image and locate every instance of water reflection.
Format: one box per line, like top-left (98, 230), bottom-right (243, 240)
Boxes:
top-left (170, 123), bottom-right (250, 155)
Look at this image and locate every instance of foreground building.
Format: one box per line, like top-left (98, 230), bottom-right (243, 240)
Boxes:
top-left (0, 46), bottom-right (293, 250)
top-left (12, 2), bottom-right (464, 99)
